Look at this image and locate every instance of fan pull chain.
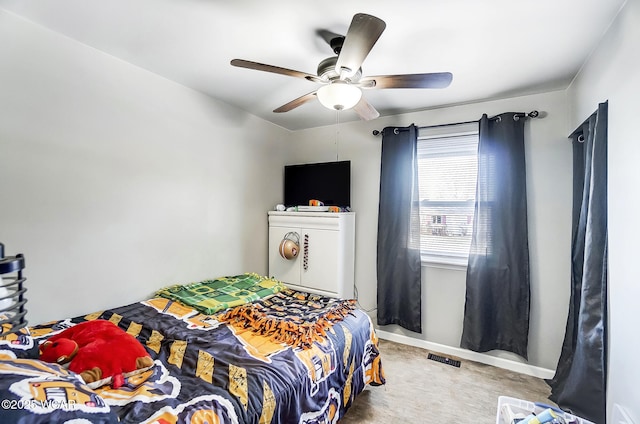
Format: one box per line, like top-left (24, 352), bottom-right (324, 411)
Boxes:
top-left (335, 110), bottom-right (340, 161)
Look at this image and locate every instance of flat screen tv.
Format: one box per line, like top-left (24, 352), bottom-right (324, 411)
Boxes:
top-left (284, 160), bottom-right (351, 208)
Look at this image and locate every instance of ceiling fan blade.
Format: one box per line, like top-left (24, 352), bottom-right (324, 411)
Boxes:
top-left (317, 29), bottom-right (338, 45)
top-left (317, 30), bottom-right (346, 56)
top-left (231, 59), bottom-right (322, 83)
top-left (335, 14), bottom-right (386, 78)
top-left (360, 72), bottom-right (453, 89)
top-left (352, 97), bottom-right (380, 121)
top-left (273, 91), bottom-right (318, 113)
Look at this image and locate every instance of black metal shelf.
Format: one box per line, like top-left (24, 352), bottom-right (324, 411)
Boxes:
top-left (0, 243), bottom-right (28, 336)
top-left (0, 255), bottom-right (25, 275)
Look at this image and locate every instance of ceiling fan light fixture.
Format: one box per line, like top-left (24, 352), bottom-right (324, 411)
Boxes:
top-left (317, 81), bottom-right (362, 111)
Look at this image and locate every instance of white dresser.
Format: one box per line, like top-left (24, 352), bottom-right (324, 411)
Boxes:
top-left (268, 211), bottom-right (355, 299)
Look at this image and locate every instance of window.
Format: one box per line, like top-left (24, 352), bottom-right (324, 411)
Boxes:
top-left (417, 122), bottom-right (479, 266)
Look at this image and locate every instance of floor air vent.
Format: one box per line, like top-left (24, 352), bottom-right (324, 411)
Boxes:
top-left (427, 353), bottom-right (461, 368)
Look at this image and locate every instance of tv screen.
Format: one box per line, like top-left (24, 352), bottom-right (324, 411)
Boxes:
top-left (284, 161), bottom-right (351, 207)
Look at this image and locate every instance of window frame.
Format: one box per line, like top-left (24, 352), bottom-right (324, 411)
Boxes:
top-left (416, 122), bottom-right (479, 268)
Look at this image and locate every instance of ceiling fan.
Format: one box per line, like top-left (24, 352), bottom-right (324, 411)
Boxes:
top-left (230, 13), bottom-right (453, 120)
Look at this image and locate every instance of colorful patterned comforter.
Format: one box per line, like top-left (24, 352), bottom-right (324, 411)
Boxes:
top-left (1, 292), bottom-right (385, 423)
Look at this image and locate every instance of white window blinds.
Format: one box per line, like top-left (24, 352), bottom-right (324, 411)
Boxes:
top-left (417, 122), bottom-right (479, 265)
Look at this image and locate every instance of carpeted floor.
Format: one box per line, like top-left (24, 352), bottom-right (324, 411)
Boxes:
top-left (341, 339), bottom-right (555, 423)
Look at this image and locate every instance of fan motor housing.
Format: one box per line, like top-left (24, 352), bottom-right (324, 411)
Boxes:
top-left (317, 57), bottom-right (361, 82)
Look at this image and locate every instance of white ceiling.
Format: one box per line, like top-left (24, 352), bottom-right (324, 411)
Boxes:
top-left (0, 0), bottom-right (626, 131)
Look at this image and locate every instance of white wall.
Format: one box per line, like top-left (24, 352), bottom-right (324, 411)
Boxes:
top-left (0, 10), bottom-right (290, 324)
top-left (286, 90), bottom-right (573, 371)
top-left (567, 0), bottom-right (640, 422)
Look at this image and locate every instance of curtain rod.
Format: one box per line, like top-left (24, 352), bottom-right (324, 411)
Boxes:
top-left (371, 110), bottom-right (541, 136)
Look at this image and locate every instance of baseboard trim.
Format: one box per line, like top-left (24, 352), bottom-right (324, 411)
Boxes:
top-left (376, 330), bottom-right (555, 380)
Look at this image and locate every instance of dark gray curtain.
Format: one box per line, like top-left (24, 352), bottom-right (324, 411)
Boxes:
top-left (461, 113), bottom-right (530, 359)
top-left (377, 125), bottom-right (422, 333)
top-left (548, 102), bottom-right (608, 424)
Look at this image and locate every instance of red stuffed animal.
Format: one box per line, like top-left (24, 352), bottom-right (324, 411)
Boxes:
top-left (39, 319), bottom-right (154, 389)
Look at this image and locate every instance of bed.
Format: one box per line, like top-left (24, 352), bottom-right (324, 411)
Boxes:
top-left (0, 273), bottom-right (385, 423)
